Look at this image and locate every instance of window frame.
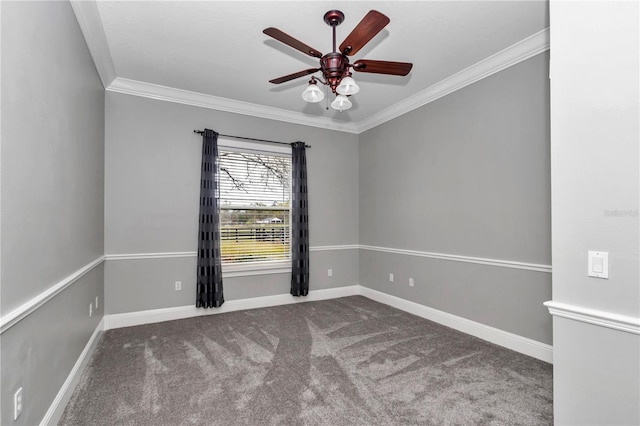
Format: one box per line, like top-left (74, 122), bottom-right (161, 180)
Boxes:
top-left (217, 138), bottom-right (292, 277)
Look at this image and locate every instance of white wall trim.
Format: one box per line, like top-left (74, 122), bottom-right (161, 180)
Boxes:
top-left (104, 285), bottom-right (360, 330)
top-left (105, 245), bottom-right (548, 274)
top-left (105, 252), bottom-right (196, 261)
top-left (103, 284), bottom-right (551, 363)
top-left (106, 78), bottom-right (360, 134)
top-left (310, 245), bottom-right (360, 251)
top-left (360, 245), bottom-right (551, 273)
top-left (36, 286), bottom-right (552, 425)
top-left (0, 256), bottom-right (105, 334)
top-left (357, 28), bottom-right (550, 133)
top-left (361, 287), bottom-right (553, 363)
top-left (69, 1), bottom-right (116, 88)
top-left (104, 246), bottom-right (358, 278)
top-left (40, 318), bottom-right (105, 426)
top-left (544, 301), bottom-right (640, 335)
top-left (104, 244), bottom-right (360, 261)
top-left (222, 263), bottom-right (291, 278)
top-left (83, 19), bottom-right (547, 135)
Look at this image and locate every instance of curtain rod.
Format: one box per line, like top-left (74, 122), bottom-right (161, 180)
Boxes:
top-left (193, 130), bottom-right (311, 148)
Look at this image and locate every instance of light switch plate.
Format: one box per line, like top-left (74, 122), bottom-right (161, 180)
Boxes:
top-left (588, 251), bottom-right (609, 279)
top-left (14, 387), bottom-right (23, 420)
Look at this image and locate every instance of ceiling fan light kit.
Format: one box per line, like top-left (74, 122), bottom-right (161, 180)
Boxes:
top-left (331, 94), bottom-right (352, 112)
top-left (264, 9), bottom-right (413, 112)
top-left (301, 78), bottom-right (325, 103)
top-left (336, 74), bottom-right (359, 96)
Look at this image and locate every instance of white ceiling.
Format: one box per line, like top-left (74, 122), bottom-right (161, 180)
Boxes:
top-left (76, 1), bottom-right (549, 132)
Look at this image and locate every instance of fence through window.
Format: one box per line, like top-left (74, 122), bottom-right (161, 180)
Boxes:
top-left (218, 149), bottom-right (292, 264)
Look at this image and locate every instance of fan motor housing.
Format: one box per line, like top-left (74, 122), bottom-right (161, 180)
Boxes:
top-left (320, 52), bottom-right (349, 93)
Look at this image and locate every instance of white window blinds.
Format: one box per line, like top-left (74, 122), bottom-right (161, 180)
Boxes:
top-left (218, 149), bottom-right (291, 264)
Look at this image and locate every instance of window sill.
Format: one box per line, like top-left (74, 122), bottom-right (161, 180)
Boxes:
top-left (222, 261), bottom-right (291, 278)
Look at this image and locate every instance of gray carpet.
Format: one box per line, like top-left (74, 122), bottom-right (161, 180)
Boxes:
top-left (60, 296), bottom-right (552, 425)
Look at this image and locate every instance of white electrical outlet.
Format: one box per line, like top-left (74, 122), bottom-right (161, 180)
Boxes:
top-left (389, 273), bottom-right (394, 282)
top-left (175, 281), bottom-right (182, 291)
top-left (14, 387), bottom-right (23, 420)
top-left (95, 296), bottom-right (99, 310)
top-left (89, 302), bottom-right (93, 317)
top-left (409, 278), bottom-right (414, 287)
top-left (328, 269), bottom-right (333, 277)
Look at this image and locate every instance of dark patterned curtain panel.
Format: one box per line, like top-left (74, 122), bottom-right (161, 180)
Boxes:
top-left (196, 129), bottom-right (224, 308)
top-left (290, 142), bottom-right (310, 296)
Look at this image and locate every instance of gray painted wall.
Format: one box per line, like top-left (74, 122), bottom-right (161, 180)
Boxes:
top-left (106, 249), bottom-right (358, 314)
top-left (0, 266), bottom-right (104, 426)
top-left (0, 1), bottom-right (105, 424)
top-left (5, 2), bottom-right (636, 424)
top-left (358, 52), bottom-right (552, 344)
top-left (360, 250), bottom-right (552, 344)
top-left (104, 92), bottom-right (359, 313)
top-left (550, 1), bottom-right (639, 423)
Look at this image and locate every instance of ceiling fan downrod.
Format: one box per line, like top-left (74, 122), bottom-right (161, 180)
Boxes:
top-left (321, 10), bottom-right (350, 93)
top-left (323, 10), bottom-right (344, 53)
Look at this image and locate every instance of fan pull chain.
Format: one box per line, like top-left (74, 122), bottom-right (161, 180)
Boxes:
top-left (325, 84), bottom-right (330, 110)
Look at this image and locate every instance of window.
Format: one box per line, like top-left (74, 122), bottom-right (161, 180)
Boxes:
top-left (218, 142), bottom-right (291, 268)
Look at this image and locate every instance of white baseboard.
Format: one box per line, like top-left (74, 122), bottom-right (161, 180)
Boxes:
top-left (359, 287), bottom-right (553, 363)
top-left (104, 285), bottom-right (361, 330)
top-left (40, 317), bottom-right (105, 426)
top-left (44, 285), bottom-right (551, 424)
top-left (103, 284), bottom-right (552, 363)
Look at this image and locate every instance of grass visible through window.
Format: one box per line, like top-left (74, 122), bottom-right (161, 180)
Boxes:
top-left (218, 148), bottom-right (291, 265)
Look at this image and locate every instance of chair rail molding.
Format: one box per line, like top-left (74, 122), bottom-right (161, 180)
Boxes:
top-left (105, 245), bottom-right (550, 274)
top-left (104, 244), bottom-right (360, 261)
top-left (360, 245), bottom-right (551, 273)
top-left (0, 256), bottom-right (105, 334)
top-left (544, 301), bottom-right (640, 335)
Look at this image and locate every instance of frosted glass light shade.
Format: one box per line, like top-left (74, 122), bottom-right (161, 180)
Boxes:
top-left (331, 94), bottom-right (352, 112)
top-left (336, 76), bottom-right (360, 95)
top-left (301, 83), bottom-right (324, 103)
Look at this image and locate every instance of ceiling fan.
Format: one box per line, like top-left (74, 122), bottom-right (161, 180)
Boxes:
top-left (263, 10), bottom-right (413, 111)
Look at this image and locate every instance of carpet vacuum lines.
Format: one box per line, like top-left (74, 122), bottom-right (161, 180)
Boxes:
top-left (59, 296), bottom-right (553, 425)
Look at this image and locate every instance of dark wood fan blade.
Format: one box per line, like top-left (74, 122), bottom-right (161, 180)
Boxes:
top-left (339, 10), bottom-right (390, 56)
top-left (263, 28), bottom-right (323, 58)
top-left (353, 60), bottom-right (413, 76)
top-left (269, 68), bottom-right (320, 84)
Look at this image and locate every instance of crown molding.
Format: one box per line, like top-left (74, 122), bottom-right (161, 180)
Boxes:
top-left (356, 28), bottom-right (550, 133)
top-left (107, 78), bottom-right (360, 134)
top-left (106, 27), bottom-right (548, 135)
top-left (69, 0), bottom-right (116, 88)
top-left (74, 0), bottom-right (548, 134)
